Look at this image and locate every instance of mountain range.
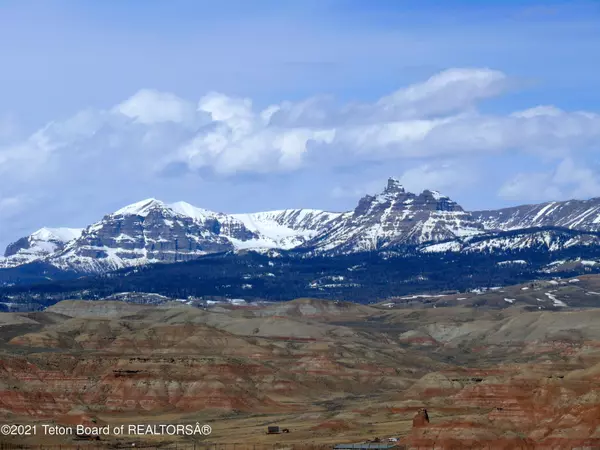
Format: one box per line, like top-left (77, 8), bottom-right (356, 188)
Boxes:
top-left (3, 177), bottom-right (600, 274)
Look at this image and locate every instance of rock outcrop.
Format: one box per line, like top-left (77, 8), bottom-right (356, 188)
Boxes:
top-left (412, 408), bottom-right (430, 427)
top-left (304, 178), bottom-right (485, 253)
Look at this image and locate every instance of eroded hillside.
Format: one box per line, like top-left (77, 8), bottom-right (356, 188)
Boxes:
top-left (0, 293), bottom-right (600, 449)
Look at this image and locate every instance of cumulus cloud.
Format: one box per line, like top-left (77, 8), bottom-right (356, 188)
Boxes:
top-left (499, 158), bottom-right (600, 202)
top-left (167, 92), bottom-right (337, 174)
top-left (2, 67), bottom-right (599, 180)
top-left (374, 67), bottom-right (509, 119)
top-left (113, 89), bottom-right (201, 127)
top-left (266, 68), bottom-right (508, 128)
top-left (164, 69), bottom-right (598, 170)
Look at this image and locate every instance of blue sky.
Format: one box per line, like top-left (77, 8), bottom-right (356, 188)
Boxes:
top-left (1, 0), bottom-right (600, 249)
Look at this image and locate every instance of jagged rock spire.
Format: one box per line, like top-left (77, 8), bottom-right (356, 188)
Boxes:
top-left (385, 177), bottom-right (405, 193)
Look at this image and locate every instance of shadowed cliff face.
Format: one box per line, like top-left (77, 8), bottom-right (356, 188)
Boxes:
top-left (1, 298), bottom-right (600, 447)
top-left (3, 237), bottom-right (31, 258)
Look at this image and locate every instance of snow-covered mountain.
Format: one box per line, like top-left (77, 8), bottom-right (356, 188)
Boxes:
top-left (0, 227), bottom-right (83, 268)
top-left (473, 198), bottom-right (600, 232)
top-left (305, 178), bottom-right (485, 254)
top-left (45, 199), bottom-right (341, 272)
top-left (420, 227), bottom-right (600, 254)
top-left (231, 209), bottom-right (343, 250)
top-left (4, 178), bottom-right (600, 273)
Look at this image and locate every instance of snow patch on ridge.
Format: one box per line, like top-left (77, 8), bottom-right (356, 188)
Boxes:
top-left (113, 198), bottom-right (166, 217)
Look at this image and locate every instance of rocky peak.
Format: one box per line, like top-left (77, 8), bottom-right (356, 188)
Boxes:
top-left (353, 180), bottom-right (460, 218)
top-left (417, 189), bottom-right (463, 212)
top-left (353, 179), bottom-right (414, 217)
top-left (353, 194), bottom-right (377, 216)
top-left (385, 177), bottom-right (405, 193)
top-left (1, 227), bottom-right (83, 268)
top-left (307, 179), bottom-right (484, 253)
top-left (4, 227), bottom-right (82, 257)
top-left (52, 203), bottom-right (235, 272)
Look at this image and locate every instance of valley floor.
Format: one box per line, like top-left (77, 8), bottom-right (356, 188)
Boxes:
top-left (1, 289), bottom-right (600, 449)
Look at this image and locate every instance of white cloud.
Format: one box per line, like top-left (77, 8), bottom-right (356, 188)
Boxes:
top-left (161, 70), bottom-right (597, 170)
top-left (351, 106), bottom-right (600, 159)
top-left (499, 158), bottom-right (600, 202)
top-left (114, 89), bottom-right (200, 126)
top-left (199, 92), bottom-right (255, 132)
top-left (2, 67), bottom-right (599, 181)
top-left (267, 68), bottom-right (508, 128)
top-left (375, 68), bottom-right (508, 119)
top-left (511, 105), bottom-right (562, 118)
